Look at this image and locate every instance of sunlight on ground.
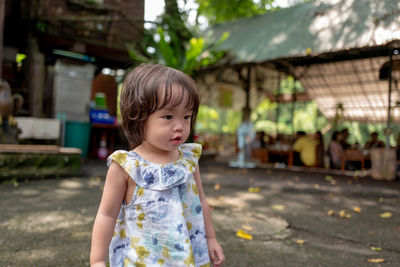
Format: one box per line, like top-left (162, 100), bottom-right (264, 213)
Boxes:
top-left (59, 179), bottom-right (84, 189)
top-left (207, 191), bottom-right (264, 209)
top-left (1, 211), bottom-right (92, 233)
top-left (12, 249), bottom-right (57, 262)
top-left (12, 188), bottom-right (40, 196)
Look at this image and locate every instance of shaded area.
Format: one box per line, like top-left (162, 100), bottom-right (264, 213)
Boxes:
top-left (0, 159), bottom-right (399, 266)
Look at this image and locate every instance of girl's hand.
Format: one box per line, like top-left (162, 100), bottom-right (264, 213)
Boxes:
top-left (208, 238), bottom-right (225, 267)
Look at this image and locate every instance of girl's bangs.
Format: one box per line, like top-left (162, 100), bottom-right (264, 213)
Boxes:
top-left (159, 82), bottom-right (197, 111)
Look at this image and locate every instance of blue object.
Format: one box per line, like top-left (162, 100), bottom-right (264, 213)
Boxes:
top-left (90, 109), bottom-right (116, 124)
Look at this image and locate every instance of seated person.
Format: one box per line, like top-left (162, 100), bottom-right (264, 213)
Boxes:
top-left (328, 131), bottom-right (343, 169)
top-left (252, 131), bottom-right (266, 149)
top-left (364, 132), bottom-right (385, 149)
top-left (315, 131), bottom-right (325, 168)
top-left (292, 131), bottom-right (319, 167)
top-left (340, 128), bottom-right (351, 149)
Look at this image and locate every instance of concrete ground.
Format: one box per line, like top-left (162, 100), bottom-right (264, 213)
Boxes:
top-left (0, 158), bottom-right (399, 266)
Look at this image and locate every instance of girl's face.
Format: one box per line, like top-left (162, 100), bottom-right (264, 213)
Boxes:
top-left (141, 84), bottom-right (193, 154)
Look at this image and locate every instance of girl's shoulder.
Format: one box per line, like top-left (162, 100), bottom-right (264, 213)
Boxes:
top-left (106, 144), bottom-right (202, 190)
top-left (179, 143), bottom-right (202, 161)
top-left (107, 150), bottom-right (131, 169)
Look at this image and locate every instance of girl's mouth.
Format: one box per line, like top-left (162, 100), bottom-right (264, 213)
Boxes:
top-left (171, 137), bottom-right (182, 144)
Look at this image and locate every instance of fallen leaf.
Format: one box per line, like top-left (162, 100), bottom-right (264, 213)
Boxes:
top-left (248, 187), bottom-right (260, 193)
top-left (236, 230), bottom-right (253, 240)
top-left (327, 210), bottom-right (335, 216)
top-left (325, 175), bottom-right (334, 182)
top-left (369, 231), bottom-right (375, 236)
top-left (314, 184), bottom-right (320, 189)
top-left (347, 180), bottom-right (352, 184)
top-left (214, 184), bottom-right (221, 190)
top-left (380, 212), bottom-right (392, 218)
top-left (367, 258), bottom-right (384, 263)
top-left (13, 180), bottom-right (19, 187)
top-left (370, 246), bottom-right (382, 252)
top-left (294, 176), bottom-right (300, 182)
top-left (241, 225), bottom-right (253, 231)
top-left (379, 197), bottom-right (384, 202)
top-left (353, 206), bottom-right (362, 213)
top-left (296, 239), bottom-right (305, 245)
top-left (271, 204), bottom-right (285, 211)
top-left (339, 210), bottom-right (351, 219)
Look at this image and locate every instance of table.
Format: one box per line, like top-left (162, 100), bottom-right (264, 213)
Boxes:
top-left (267, 149), bottom-right (294, 166)
top-left (341, 149), bottom-right (370, 170)
top-left (89, 123), bottom-right (121, 158)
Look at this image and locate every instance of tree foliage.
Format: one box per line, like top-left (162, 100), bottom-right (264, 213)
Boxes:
top-left (126, 0), bottom-right (228, 75)
top-left (195, 0), bottom-right (276, 25)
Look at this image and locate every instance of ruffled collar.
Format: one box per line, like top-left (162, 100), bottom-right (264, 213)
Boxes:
top-left (126, 145), bottom-right (195, 190)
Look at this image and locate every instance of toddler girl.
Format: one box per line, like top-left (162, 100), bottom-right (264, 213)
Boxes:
top-left (90, 64), bottom-right (225, 267)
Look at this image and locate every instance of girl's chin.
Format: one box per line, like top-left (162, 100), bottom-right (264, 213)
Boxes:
top-left (170, 139), bottom-right (182, 146)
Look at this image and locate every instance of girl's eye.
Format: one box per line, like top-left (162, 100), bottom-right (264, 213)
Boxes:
top-left (163, 115), bottom-right (173, 120)
top-left (184, 115), bottom-right (192, 120)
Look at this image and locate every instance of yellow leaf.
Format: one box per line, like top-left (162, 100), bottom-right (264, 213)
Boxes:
top-left (325, 175), bottom-right (334, 181)
top-left (13, 181), bottom-right (19, 187)
top-left (380, 212), bottom-right (392, 218)
top-left (214, 184), bottom-right (221, 190)
top-left (379, 197), bottom-right (384, 202)
top-left (327, 210), bottom-right (335, 216)
top-left (248, 187), bottom-right (260, 193)
top-left (296, 239), bottom-right (305, 245)
top-left (271, 204), bottom-right (285, 211)
top-left (367, 258), bottom-right (384, 263)
top-left (353, 206), bottom-right (362, 213)
top-left (339, 210), bottom-right (351, 219)
top-left (236, 229), bottom-right (253, 240)
top-left (370, 246), bottom-right (382, 252)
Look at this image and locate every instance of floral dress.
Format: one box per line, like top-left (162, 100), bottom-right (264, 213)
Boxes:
top-left (107, 143), bottom-right (211, 267)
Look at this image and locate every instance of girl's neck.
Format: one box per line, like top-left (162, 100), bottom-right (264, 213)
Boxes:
top-left (133, 143), bottom-right (180, 164)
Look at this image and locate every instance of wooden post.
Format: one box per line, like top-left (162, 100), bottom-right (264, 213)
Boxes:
top-left (386, 51), bottom-right (393, 148)
top-left (26, 34), bottom-right (45, 117)
top-left (0, 0), bottom-right (5, 78)
top-left (275, 73), bottom-right (281, 137)
top-left (291, 79), bottom-right (297, 134)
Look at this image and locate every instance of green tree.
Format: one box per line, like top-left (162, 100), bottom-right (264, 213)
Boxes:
top-left (195, 0), bottom-right (309, 25)
top-left (195, 0), bottom-right (276, 25)
top-left (127, 0), bottom-right (228, 75)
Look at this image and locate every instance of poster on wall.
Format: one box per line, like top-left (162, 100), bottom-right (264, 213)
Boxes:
top-left (218, 84), bottom-right (233, 108)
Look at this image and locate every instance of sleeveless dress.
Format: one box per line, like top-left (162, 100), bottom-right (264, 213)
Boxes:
top-left (107, 143), bottom-right (211, 267)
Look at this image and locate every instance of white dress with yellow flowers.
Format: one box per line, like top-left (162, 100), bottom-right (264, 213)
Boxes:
top-left (107, 143), bottom-right (211, 267)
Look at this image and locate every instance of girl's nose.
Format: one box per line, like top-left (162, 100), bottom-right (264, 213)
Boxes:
top-left (174, 121), bottom-right (183, 131)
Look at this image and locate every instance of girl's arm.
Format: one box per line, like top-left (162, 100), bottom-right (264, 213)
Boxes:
top-left (193, 165), bottom-right (225, 267)
top-left (90, 162), bottom-right (130, 267)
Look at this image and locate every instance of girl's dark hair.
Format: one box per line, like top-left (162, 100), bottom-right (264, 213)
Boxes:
top-left (120, 63), bottom-right (200, 148)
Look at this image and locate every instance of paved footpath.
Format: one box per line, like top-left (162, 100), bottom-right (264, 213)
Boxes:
top-left (0, 159), bottom-right (399, 266)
